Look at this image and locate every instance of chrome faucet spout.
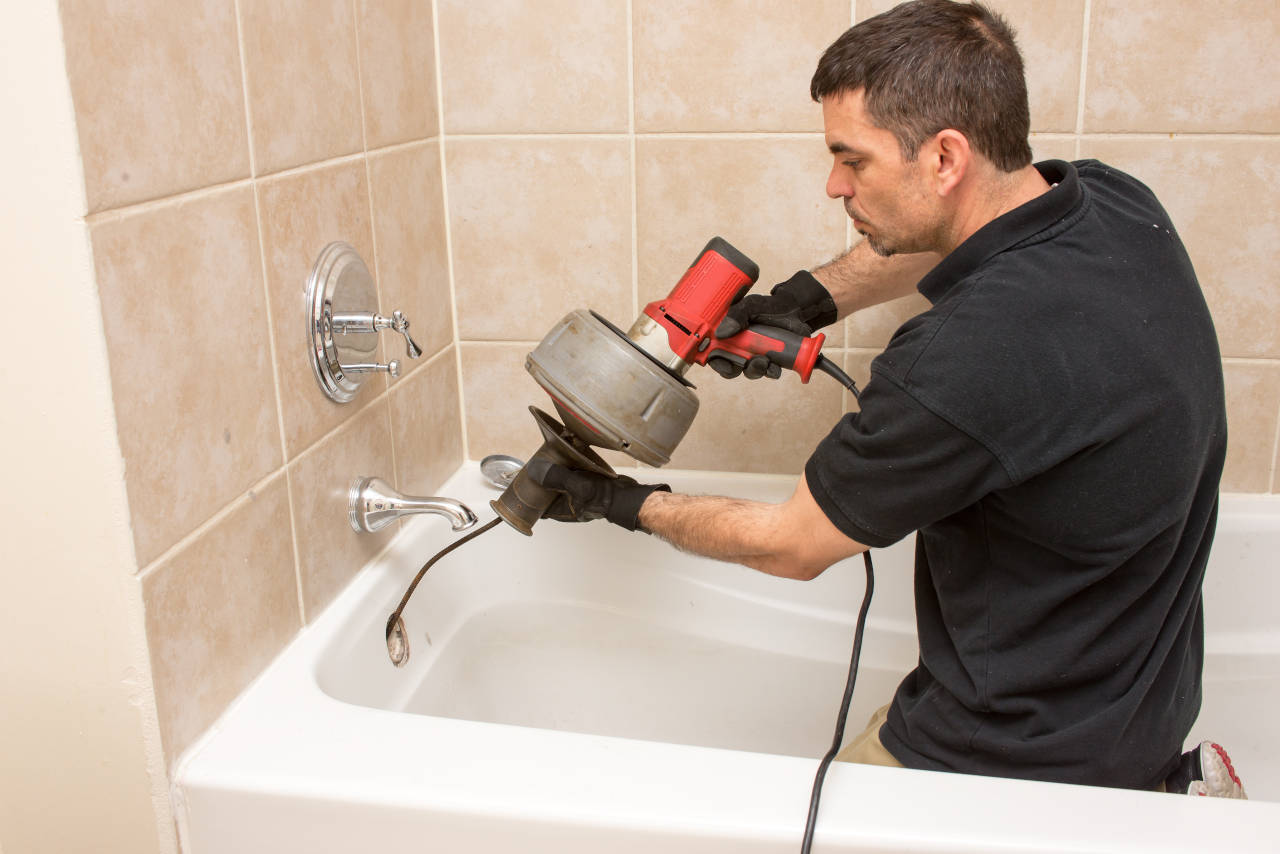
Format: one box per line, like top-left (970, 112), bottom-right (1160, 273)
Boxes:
top-left (348, 476), bottom-right (479, 533)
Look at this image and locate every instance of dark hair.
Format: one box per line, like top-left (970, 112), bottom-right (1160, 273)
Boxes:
top-left (810, 0), bottom-right (1032, 172)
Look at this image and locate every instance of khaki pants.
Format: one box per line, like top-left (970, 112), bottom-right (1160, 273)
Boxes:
top-left (834, 703), bottom-right (903, 768)
top-left (835, 705), bottom-right (1171, 791)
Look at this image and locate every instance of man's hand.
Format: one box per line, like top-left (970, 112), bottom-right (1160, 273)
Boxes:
top-left (709, 270), bottom-right (837, 380)
top-left (524, 459), bottom-right (670, 531)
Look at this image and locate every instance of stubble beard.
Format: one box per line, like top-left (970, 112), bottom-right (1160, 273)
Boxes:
top-left (846, 199), bottom-right (898, 257)
top-left (858, 228), bottom-right (896, 258)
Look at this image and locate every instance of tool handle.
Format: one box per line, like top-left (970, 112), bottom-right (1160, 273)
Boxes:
top-left (696, 325), bottom-right (826, 382)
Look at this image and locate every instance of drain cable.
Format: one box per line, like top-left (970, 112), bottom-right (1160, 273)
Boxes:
top-left (385, 516), bottom-right (502, 653)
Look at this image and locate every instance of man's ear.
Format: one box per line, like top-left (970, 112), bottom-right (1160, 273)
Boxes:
top-left (927, 129), bottom-right (971, 198)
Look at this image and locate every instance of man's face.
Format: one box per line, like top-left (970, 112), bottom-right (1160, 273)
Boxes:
top-left (822, 89), bottom-right (943, 257)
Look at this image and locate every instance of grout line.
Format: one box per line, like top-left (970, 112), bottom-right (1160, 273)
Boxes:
top-left (430, 0), bottom-right (471, 462)
top-left (351, 0), bottom-right (370, 156)
top-left (1074, 0), bottom-right (1091, 153)
top-left (443, 131), bottom-right (828, 142)
top-left (84, 177), bottom-right (255, 225)
top-left (284, 467), bottom-right (307, 624)
top-left (235, 6), bottom-right (269, 422)
top-left (231, 0), bottom-right (258, 178)
top-left (81, 150), bottom-right (369, 224)
top-left (249, 150), bottom-right (368, 183)
top-left (349, 0), bottom-right (400, 491)
top-left (234, 0), bottom-right (305, 626)
top-left (367, 137), bottom-right (435, 159)
top-left (839, 350), bottom-right (850, 414)
top-left (79, 127), bottom-right (1280, 225)
top-left (457, 338), bottom-right (542, 347)
top-left (1270, 396), bottom-right (1280, 493)
top-left (136, 466), bottom-right (293, 582)
top-left (1076, 132), bottom-right (1280, 142)
top-left (627, 0), bottom-right (639, 319)
top-left (247, 175), bottom-right (303, 621)
top-left (1222, 356), bottom-right (1280, 367)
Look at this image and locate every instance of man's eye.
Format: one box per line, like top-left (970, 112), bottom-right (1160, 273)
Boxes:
top-left (843, 160), bottom-right (862, 169)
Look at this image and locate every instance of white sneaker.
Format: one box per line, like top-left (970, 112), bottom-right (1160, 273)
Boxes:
top-left (1169, 741), bottom-right (1247, 799)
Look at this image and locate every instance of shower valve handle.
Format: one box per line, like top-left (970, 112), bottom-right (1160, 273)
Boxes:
top-left (330, 310), bottom-right (423, 359)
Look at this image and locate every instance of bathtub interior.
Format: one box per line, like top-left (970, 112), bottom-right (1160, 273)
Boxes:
top-left (315, 468), bottom-right (1280, 799)
top-left (317, 469), bottom-right (920, 761)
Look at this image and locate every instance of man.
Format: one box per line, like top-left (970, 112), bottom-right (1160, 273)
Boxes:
top-left (527, 0), bottom-right (1243, 797)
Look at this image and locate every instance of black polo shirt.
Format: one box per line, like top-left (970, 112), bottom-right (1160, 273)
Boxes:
top-left (806, 160), bottom-right (1226, 789)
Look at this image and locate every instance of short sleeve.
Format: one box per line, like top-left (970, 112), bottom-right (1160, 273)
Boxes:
top-left (804, 369), bottom-right (1013, 547)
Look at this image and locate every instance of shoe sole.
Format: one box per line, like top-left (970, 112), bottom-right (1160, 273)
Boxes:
top-left (1198, 742), bottom-right (1247, 799)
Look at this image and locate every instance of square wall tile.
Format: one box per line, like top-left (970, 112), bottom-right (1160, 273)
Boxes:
top-left (667, 366), bottom-right (844, 474)
top-left (368, 141), bottom-right (453, 367)
top-left (460, 343), bottom-right (636, 472)
top-left (61, 0), bottom-right (250, 212)
top-left (461, 342), bottom-right (540, 462)
top-left (91, 185), bottom-right (282, 566)
top-left (257, 158), bottom-right (378, 458)
top-left (356, 0), bottom-right (439, 148)
top-left (389, 348), bottom-right (464, 496)
top-left (1085, 0), bottom-right (1279, 133)
top-left (846, 289), bottom-right (932, 349)
top-left (447, 138), bottom-right (632, 340)
top-left (143, 472), bottom-right (299, 761)
top-left (634, 0), bottom-right (847, 132)
top-left (1221, 361), bottom-right (1280, 493)
top-left (437, 0), bottom-right (628, 133)
top-left (636, 136), bottom-right (847, 344)
top-left (992, 0), bottom-right (1084, 133)
top-left (857, 0), bottom-right (1085, 134)
top-left (1030, 134), bottom-right (1077, 164)
top-left (1078, 138), bottom-right (1280, 359)
top-left (289, 399), bottom-right (397, 620)
top-left (239, 0), bottom-right (363, 174)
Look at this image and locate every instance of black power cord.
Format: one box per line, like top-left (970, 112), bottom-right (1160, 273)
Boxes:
top-left (800, 355), bottom-right (874, 853)
top-left (800, 552), bottom-right (875, 853)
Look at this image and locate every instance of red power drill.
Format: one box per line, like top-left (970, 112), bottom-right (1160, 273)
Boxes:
top-left (626, 237), bottom-right (839, 384)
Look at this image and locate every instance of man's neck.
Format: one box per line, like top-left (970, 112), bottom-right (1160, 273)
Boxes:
top-left (942, 163), bottom-right (1052, 254)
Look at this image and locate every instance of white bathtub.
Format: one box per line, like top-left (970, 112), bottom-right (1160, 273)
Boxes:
top-left (174, 463), bottom-right (1280, 853)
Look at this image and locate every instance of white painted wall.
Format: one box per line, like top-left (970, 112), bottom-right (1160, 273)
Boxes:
top-left (0, 6), bottom-right (174, 853)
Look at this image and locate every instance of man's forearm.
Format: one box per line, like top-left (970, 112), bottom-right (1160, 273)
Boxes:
top-left (638, 491), bottom-right (806, 577)
top-left (812, 241), bottom-right (940, 319)
top-left (636, 476), bottom-right (867, 581)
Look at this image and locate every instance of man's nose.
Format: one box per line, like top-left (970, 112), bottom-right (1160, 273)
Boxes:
top-left (826, 165), bottom-right (850, 199)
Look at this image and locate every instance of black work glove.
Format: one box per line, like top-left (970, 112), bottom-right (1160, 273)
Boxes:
top-left (524, 459), bottom-right (670, 532)
top-left (709, 270), bottom-right (837, 380)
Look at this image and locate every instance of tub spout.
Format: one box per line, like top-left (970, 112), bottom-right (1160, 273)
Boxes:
top-left (349, 476), bottom-right (479, 533)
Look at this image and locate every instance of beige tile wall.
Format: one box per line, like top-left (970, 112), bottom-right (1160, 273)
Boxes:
top-left (61, 0), bottom-right (462, 769)
top-left (450, 0), bottom-right (1280, 493)
top-left (58, 0), bottom-right (1280, 791)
